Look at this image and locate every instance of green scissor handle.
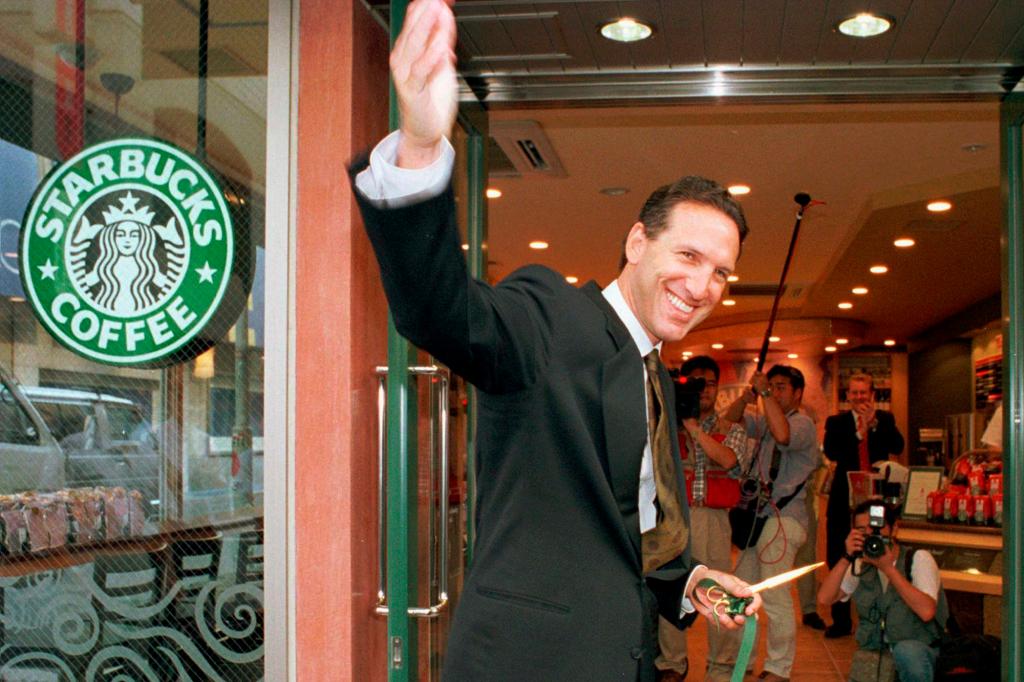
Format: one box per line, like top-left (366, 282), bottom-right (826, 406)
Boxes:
top-left (697, 578), bottom-right (753, 618)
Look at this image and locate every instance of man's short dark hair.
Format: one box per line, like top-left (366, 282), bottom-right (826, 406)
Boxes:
top-left (852, 498), bottom-right (899, 528)
top-left (680, 355), bottom-right (720, 381)
top-left (767, 364), bottom-right (805, 391)
top-left (618, 176), bottom-right (750, 270)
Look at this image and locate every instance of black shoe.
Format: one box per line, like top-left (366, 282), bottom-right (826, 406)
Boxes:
top-left (824, 624), bottom-right (852, 638)
top-left (802, 612), bottom-right (826, 630)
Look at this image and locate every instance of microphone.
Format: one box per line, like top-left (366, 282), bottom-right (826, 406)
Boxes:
top-left (794, 192), bottom-right (812, 207)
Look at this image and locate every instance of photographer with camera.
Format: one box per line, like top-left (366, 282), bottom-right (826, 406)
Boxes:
top-left (818, 499), bottom-right (945, 682)
top-left (714, 365), bottom-right (819, 682)
top-left (656, 356), bottom-right (749, 681)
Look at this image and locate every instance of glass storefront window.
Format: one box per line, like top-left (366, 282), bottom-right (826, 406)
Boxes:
top-left (0, 2), bottom-right (267, 679)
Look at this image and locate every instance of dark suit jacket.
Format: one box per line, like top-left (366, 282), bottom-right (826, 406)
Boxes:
top-left (351, 162), bottom-right (695, 682)
top-left (823, 409), bottom-right (904, 518)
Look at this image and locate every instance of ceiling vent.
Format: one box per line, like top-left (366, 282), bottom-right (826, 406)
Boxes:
top-left (490, 120), bottom-right (566, 177)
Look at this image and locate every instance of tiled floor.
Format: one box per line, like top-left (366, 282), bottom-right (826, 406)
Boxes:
top-left (682, 587), bottom-right (860, 681)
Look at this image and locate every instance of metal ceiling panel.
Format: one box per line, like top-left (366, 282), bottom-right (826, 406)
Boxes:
top-left (628, 0), bottom-right (671, 70)
top-left (776, 0), bottom-right (830, 64)
top-left (924, 0), bottom-right (999, 63)
top-left (741, 0), bottom-right (787, 65)
top-left (886, 0), bottom-right (958, 63)
top-left (962, 0), bottom-right (1024, 62)
top-left (701, 0), bottom-right (744, 65)
top-left (658, 0), bottom-right (706, 66)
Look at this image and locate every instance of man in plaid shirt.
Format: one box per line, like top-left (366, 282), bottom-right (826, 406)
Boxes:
top-left (656, 355), bottom-right (748, 682)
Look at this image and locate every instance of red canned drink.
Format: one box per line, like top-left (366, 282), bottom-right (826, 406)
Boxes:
top-left (992, 493), bottom-right (1003, 526)
top-left (963, 495), bottom-right (977, 524)
top-left (989, 473), bottom-right (1003, 497)
top-left (968, 469), bottom-right (986, 496)
top-left (943, 492), bottom-right (956, 522)
top-left (976, 495), bottom-right (993, 526)
top-left (931, 491), bottom-right (945, 522)
top-left (926, 491), bottom-right (938, 522)
top-left (957, 493), bottom-right (971, 523)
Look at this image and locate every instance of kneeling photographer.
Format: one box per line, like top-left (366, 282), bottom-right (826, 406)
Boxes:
top-left (818, 499), bottom-right (946, 682)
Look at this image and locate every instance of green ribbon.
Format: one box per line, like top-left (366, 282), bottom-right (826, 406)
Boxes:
top-left (731, 616), bottom-right (757, 682)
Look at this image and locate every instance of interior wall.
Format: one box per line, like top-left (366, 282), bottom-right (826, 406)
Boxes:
top-left (908, 340), bottom-right (972, 460)
top-left (294, 0), bottom-right (390, 679)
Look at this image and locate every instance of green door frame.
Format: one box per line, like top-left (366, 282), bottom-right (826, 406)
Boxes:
top-left (1000, 93), bottom-right (1024, 680)
top-left (383, 4), bottom-right (488, 678)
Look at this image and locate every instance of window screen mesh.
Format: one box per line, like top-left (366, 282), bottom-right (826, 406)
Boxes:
top-left (0, 2), bottom-right (267, 679)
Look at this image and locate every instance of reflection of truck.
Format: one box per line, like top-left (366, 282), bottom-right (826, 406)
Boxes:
top-left (0, 364), bottom-right (160, 516)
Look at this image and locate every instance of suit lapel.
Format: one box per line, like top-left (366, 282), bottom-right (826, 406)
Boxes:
top-left (582, 283), bottom-right (647, 561)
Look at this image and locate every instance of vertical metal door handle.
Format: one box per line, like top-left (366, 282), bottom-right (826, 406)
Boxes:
top-left (375, 365), bottom-right (450, 618)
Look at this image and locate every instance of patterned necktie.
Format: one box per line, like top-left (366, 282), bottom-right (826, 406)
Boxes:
top-left (641, 350), bottom-right (689, 573)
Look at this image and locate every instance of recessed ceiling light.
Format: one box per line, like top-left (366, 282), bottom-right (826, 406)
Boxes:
top-left (486, 188), bottom-right (502, 199)
top-left (682, 350), bottom-right (693, 357)
top-left (529, 240), bottom-right (549, 250)
top-left (894, 237), bottom-right (915, 248)
top-left (825, 345), bottom-right (837, 352)
top-left (961, 143), bottom-right (986, 153)
top-left (884, 339), bottom-right (896, 347)
top-left (461, 243), bottom-right (469, 251)
top-left (769, 336), bottom-right (781, 343)
top-left (927, 200), bottom-right (952, 212)
top-left (599, 187), bottom-right (629, 196)
top-left (787, 353), bottom-right (799, 359)
top-left (600, 17), bottom-right (653, 42)
top-left (722, 299), bottom-right (736, 306)
top-left (728, 184), bottom-right (751, 196)
top-left (836, 338), bottom-right (849, 345)
top-left (711, 343), bottom-right (724, 350)
top-left (870, 264), bottom-right (889, 274)
top-left (852, 287), bottom-right (869, 295)
top-left (727, 274), bottom-right (739, 283)
top-left (565, 275), bottom-right (578, 284)
top-left (838, 302), bottom-right (853, 310)
top-left (836, 13), bottom-right (892, 38)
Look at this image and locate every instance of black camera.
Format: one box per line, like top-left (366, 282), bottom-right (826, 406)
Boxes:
top-left (861, 504), bottom-right (890, 559)
top-left (674, 376), bottom-right (706, 421)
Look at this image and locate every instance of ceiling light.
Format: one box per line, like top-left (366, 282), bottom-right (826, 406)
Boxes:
top-left (461, 243), bottom-right (469, 251)
top-left (600, 17), bottom-right (653, 42)
top-left (836, 338), bottom-right (849, 345)
top-left (722, 299), bottom-right (736, 306)
top-left (961, 143), bottom-right (986, 153)
top-left (836, 13), bottom-right (892, 38)
top-left (727, 274), bottom-right (739, 283)
top-left (682, 350), bottom-right (693, 357)
top-left (927, 200), bottom-right (952, 212)
top-left (769, 336), bottom-right (781, 343)
top-left (838, 302), bottom-right (853, 310)
top-left (599, 187), bottom-right (629, 196)
top-left (825, 346), bottom-right (837, 352)
top-left (870, 265), bottom-right (889, 274)
top-left (529, 241), bottom-right (549, 250)
top-left (565, 275), bottom-right (578, 284)
top-left (894, 237), bottom-right (915, 248)
top-left (852, 287), bottom-right (868, 295)
top-left (711, 343), bottom-right (724, 350)
top-left (884, 339), bottom-right (896, 347)
top-left (787, 353), bottom-right (799, 359)
top-left (486, 188), bottom-right (502, 199)
top-left (727, 184), bottom-right (751, 196)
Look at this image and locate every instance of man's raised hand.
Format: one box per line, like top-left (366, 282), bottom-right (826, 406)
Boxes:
top-left (391, 0), bottom-right (458, 168)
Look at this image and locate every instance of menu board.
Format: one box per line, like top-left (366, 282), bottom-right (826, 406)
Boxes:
top-left (974, 354), bottom-right (1002, 409)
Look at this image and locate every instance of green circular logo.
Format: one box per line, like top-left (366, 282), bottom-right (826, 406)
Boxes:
top-left (20, 138), bottom-right (240, 367)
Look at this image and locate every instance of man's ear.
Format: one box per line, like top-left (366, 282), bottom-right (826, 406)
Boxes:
top-left (623, 222), bottom-right (647, 266)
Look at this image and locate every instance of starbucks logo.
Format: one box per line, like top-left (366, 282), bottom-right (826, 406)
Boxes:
top-left (20, 138), bottom-right (246, 367)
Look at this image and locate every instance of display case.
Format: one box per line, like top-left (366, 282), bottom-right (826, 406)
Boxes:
top-left (896, 520), bottom-right (1002, 635)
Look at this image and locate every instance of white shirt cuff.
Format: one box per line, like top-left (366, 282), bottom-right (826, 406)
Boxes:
top-left (679, 564), bottom-right (707, 615)
top-left (353, 130), bottom-right (455, 208)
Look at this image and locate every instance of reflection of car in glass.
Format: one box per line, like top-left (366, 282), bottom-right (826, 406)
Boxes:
top-left (21, 386), bottom-right (161, 517)
top-left (0, 366), bottom-right (64, 493)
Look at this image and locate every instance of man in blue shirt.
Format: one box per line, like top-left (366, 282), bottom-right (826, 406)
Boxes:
top-left (716, 365), bottom-right (819, 682)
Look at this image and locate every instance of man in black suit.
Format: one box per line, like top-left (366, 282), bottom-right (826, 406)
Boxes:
top-left (823, 373), bottom-right (904, 638)
top-left (349, 2), bottom-right (761, 679)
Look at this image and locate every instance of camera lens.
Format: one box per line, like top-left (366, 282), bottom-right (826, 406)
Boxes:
top-left (863, 533), bottom-right (886, 559)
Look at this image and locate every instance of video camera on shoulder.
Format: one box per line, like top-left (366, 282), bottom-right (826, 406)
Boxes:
top-left (673, 375), bottom-right (706, 421)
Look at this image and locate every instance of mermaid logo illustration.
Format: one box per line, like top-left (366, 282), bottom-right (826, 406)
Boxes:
top-left (68, 191), bottom-right (188, 316)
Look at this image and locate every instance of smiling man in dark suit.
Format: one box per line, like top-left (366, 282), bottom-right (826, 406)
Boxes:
top-left (348, 1), bottom-right (762, 679)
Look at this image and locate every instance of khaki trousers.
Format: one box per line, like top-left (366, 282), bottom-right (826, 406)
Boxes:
top-left (656, 506), bottom-right (733, 676)
top-left (710, 515), bottom-right (807, 680)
